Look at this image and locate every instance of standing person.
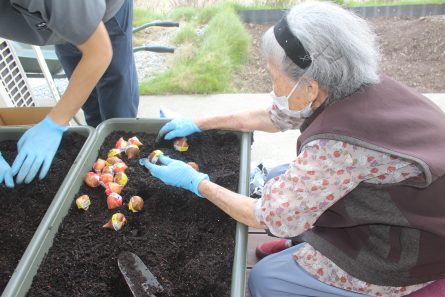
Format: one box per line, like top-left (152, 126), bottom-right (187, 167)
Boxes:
top-left (0, 0), bottom-right (138, 187)
top-left (146, 1), bottom-right (445, 296)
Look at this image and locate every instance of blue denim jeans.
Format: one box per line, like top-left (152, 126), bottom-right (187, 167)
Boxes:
top-left (55, 0), bottom-right (139, 127)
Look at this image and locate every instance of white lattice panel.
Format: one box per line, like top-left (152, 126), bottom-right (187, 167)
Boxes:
top-left (0, 38), bottom-right (35, 107)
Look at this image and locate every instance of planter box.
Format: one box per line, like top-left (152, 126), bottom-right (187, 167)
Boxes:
top-left (4, 118), bottom-right (250, 297)
top-left (1, 125), bottom-right (95, 296)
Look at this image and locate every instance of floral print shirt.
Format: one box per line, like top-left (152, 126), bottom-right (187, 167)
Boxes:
top-left (254, 106), bottom-right (431, 296)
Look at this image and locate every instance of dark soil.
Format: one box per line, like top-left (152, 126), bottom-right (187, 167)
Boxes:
top-left (27, 131), bottom-right (240, 297)
top-left (232, 16), bottom-right (445, 93)
top-left (0, 133), bottom-right (86, 292)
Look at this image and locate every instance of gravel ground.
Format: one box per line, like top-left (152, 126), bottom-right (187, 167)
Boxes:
top-left (133, 25), bottom-right (179, 81)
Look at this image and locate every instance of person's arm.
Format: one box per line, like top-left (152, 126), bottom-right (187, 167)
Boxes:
top-left (48, 21), bottom-right (112, 125)
top-left (198, 179), bottom-right (264, 228)
top-left (195, 108), bottom-right (279, 133)
top-left (157, 107), bottom-right (280, 141)
top-left (11, 22), bottom-right (112, 184)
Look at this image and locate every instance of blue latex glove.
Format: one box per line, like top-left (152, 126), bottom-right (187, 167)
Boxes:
top-left (12, 116), bottom-right (67, 184)
top-left (0, 152), bottom-right (14, 188)
top-left (140, 155), bottom-right (209, 197)
top-left (156, 118), bottom-right (201, 142)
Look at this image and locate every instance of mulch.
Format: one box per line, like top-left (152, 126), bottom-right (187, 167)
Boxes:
top-left (0, 133), bottom-right (86, 293)
top-left (232, 16), bottom-right (445, 93)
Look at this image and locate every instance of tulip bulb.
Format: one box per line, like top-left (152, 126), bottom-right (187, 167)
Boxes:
top-left (106, 156), bottom-right (122, 166)
top-left (107, 193), bottom-right (123, 209)
top-left (187, 162), bottom-right (199, 171)
top-left (173, 137), bottom-right (189, 152)
top-left (93, 159), bottom-right (106, 174)
top-left (103, 213), bottom-right (127, 231)
top-left (84, 172), bottom-right (100, 188)
top-left (108, 148), bottom-right (122, 158)
top-left (115, 137), bottom-right (128, 149)
top-left (113, 162), bottom-right (127, 173)
top-left (100, 173), bottom-right (114, 184)
top-left (125, 144), bottom-right (140, 159)
top-left (148, 150), bottom-right (163, 164)
top-left (114, 172), bottom-right (128, 186)
top-left (128, 136), bottom-right (143, 147)
top-left (76, 195), bottom-right (91, 211)
top-left (102, 161), bottom-right (127, 175)
top-left (102, 165), bottom-right (114, 175)
top-left (128, 196), bottom-right (144, 212)
top-left (105, 182), bottom-right (124, 195)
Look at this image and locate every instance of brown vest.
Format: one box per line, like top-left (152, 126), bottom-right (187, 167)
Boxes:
top-left (298, 75), bottom-right (445, 286)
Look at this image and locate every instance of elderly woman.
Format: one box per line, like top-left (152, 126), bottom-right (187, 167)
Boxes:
top-left (145, 1), bottom-right (445, 296)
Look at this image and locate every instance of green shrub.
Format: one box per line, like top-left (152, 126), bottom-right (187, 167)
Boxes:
top-left (168, 7), bottom-right (198, 22)
top-left (201, 9), bottom-right (250, 66)
top-left (139, 6), bottom-right (250, 95)
top-left (196, 6), bottom-right (221, 24)
top-left (133, 8), bottom-right (163, 27)
top-left (173, 23), bottom-right (199, 45)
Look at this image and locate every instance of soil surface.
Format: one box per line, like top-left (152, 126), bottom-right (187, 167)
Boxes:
top-left (28, 131), bottom-right (241, 297)
top-left (232, 16), bottom-right (445, 93)
top-left (0, 133), bottom-right (86, 293)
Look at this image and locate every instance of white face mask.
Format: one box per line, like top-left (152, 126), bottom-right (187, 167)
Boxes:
top-left (271, 79), bottom-right (313, 118)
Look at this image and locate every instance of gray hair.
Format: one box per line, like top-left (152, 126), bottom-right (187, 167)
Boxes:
top-left (262, 1), bottom-right (380, 103)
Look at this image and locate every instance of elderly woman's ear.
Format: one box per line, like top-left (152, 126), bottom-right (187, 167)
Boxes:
top-left (306, 80), bottom-right (329, 109)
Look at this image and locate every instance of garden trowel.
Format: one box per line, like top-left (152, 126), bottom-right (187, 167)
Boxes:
top-left (118, 251), bottom-right (164, 297)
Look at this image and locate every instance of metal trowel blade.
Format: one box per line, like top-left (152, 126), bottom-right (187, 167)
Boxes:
top-left (118, 251), bottom-right (164, 297)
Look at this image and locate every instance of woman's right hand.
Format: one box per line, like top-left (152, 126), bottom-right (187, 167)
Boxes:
top-left (156, 118), bottom-right (202, 141)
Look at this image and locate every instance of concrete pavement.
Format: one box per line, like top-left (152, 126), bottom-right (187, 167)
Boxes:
top-left (137, 93), bottom-right (445, 169)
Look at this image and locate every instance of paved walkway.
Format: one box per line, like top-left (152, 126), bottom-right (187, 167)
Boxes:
top-left (137, 93), bottom-right (445, 168)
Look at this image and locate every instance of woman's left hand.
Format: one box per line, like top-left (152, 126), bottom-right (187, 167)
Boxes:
top-left (141, 155), bottom-right (209, 198)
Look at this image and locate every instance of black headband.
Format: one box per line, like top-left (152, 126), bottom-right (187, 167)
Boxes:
top-left (273, 17), bottom-right (312, 69)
